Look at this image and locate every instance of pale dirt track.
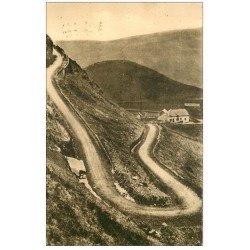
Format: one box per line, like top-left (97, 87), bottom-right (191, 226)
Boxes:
top-left (47, 49), bottom-right (202, 218)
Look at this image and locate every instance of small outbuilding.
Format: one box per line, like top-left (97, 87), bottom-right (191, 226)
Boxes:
top-left (157, 109), bottom-right (190, 123)
top-left (159, 108), bottom-right (168, 116)
top-left (136, 112), bottom-right (143, 120)
top-left (136, 111), bottom-right (159, 121)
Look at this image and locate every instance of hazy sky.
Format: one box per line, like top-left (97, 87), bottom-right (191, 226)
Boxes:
top-left (47, 3), bottom-right (202, 41)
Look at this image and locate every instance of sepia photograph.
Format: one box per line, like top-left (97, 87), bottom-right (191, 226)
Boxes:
top-left (3, 0), bottom-right (250, 249)
top-left (46, 2), bottom-right (203, 246)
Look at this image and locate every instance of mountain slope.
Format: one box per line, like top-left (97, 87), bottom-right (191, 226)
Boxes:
top-left (57, 28), bottom-right (202, 88)
top-left (46, 35), bottom-right (202, 245)
top-left (86, 60), bottom-right (202, 110)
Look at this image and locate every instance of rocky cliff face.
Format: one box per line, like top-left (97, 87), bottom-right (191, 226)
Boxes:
top-left (46, 35), bottom-right (56, 67)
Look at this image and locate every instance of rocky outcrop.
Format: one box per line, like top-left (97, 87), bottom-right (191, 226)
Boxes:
top-left (46, 35), bottom-right (56, 67)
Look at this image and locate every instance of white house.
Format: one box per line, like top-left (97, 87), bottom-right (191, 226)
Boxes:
top-left (157, 109), bottom-right (190, 123)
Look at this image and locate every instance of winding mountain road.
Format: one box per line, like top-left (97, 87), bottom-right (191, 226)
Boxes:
top-left (47, 48), bottom-right (202, 218)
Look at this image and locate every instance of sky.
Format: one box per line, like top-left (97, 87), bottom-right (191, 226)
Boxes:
top-left (47, 3), bottom-right (202, 42)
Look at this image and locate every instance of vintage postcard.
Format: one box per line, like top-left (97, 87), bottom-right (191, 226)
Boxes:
top-left (46, 2), bottom-right (203, 246)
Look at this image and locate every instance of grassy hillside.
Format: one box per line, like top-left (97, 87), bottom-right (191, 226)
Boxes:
top-left (155, 125), bottom-right (203, 196)
top-left (46, 35), bottom-right (202, 245)
top-left (86, 60), bottom-right (202, 110)
top-left (57, 28), bottom-right (202, 88)
top-left (46, 100), bottom-right (155, 245)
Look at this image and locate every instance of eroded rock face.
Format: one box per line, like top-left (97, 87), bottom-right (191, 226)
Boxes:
top-left (46, 35), bottom-right (56, 67)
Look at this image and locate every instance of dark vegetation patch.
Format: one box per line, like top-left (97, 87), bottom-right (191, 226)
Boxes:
top-left (163, 123), bottom-right (203, 142)
top-left (85, 60), bottom-right (202, 110)
top-left (185, 106), bottom-right (203, 120)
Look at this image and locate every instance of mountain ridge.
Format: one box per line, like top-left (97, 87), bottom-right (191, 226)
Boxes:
top-left (57, 28), bottom-right (202, 88)
top-left (56, 27), bottom-right (201, 43)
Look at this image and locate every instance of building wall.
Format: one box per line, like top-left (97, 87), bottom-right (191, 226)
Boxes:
top-left (169, 116), bottom-right (189, 123)
top-left (157, 114), bottom-right (190, 123)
